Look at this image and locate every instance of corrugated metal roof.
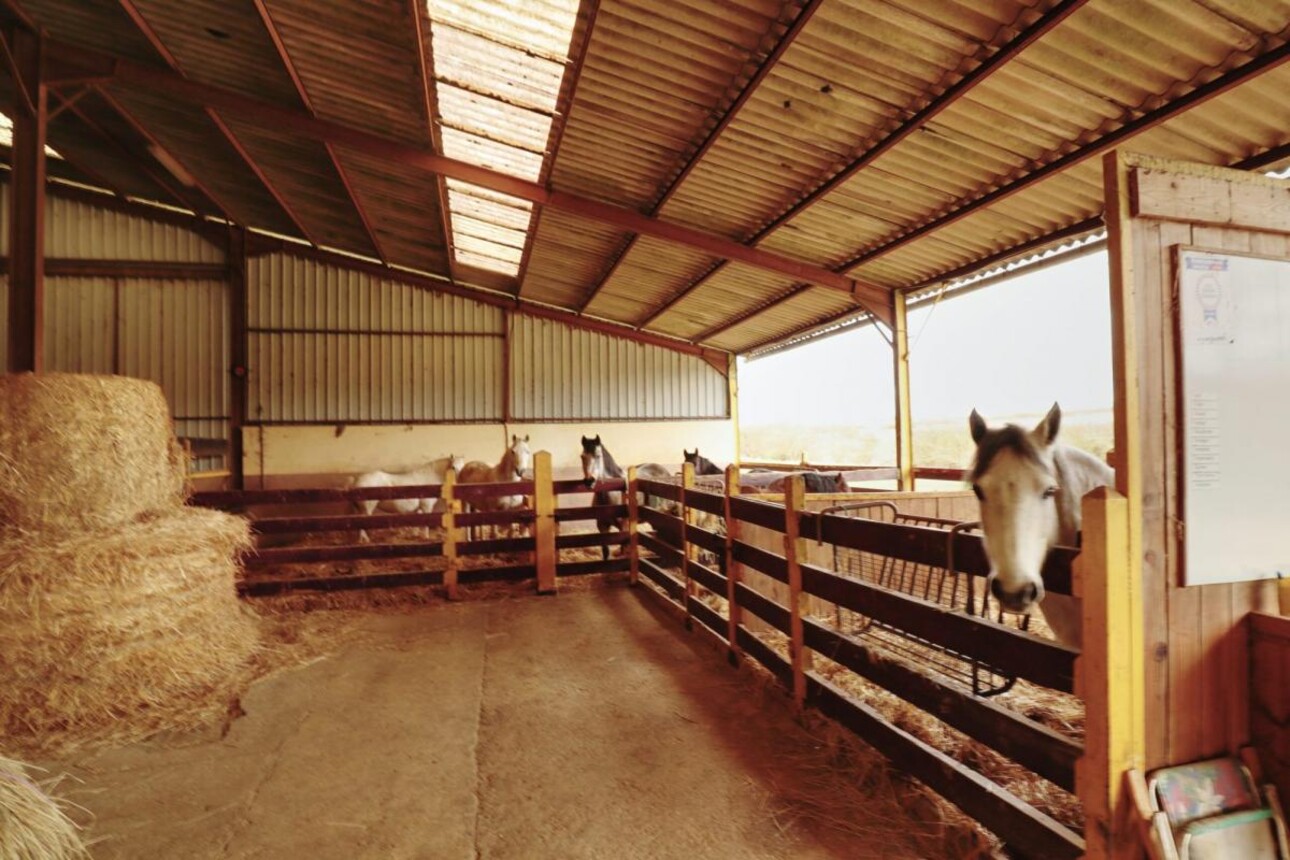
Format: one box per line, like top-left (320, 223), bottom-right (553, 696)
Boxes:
top-left (7, 0), bottom-right (1289, 355)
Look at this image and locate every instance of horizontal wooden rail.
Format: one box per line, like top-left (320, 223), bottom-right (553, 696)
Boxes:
top-left (638, 505), bottom-right (684, 533)
top-left (194, 484), bottom-right (444, 507)
top-left (685, 558), bottom-right (726, 596)
top-left (245, 541), bottom-right (444, 567)
top-left (737, 625), bottom-right (794, 686)
top-left (799, 510), bottom-right (1075, 596)
top-left (728, 495), bottom-right (786, 532)
top-left (252, 511), bottom-right (444, 534)
top-left (639, 557), bottom-right (685, 601)
top-left (456, 510), bottom-right (535, 527)
top-left (913, 467), bottom-right (968, 482)
top-left (687, 593), bottom-right (727, 643)
top-left (454, 480), bottom-right (535, 499)
top-left (555, 504), bottom-right (627, 522)
top-left (554, 477), bottom-right (625, 495)
top-left (556, 531), bottom-right (629, 550)
top-left (734, 581), bottom-right (791, 633)
top-left (682, 486), bottom-right (725, 517)
top-left (803, 618), bottom-right (1080, 790)
top-left (800, 563), bottom-right (1077, 693)
top-left (458, 536), bottom-right (533, 557)
top-left (558, 557), bottom-right (631, 577)
top-left (685, 523), bottom-right (726, 557)
top-left (637, 478), bottom-right (682, 503)
top-left (731, 540), bottom-right (788, 583)
top-left (638, 530), bottom-right (683, 566)
top-left (808, 675), bottom-right (1083, 859)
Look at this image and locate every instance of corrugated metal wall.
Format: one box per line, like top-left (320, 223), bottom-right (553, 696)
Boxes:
top-left (247, 254), bottom-right (504, 422)
top-left (0, 184), bottom-right (224, 261)
top-left (42, 276), bottom-right (230, 470)
top-left (510, 315), bottom-right (728, 420)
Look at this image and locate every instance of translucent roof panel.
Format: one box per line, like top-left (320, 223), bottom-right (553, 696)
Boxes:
top-left (428, 0), bottom-right (579, 277)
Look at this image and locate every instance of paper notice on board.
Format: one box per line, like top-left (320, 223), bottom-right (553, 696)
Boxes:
top-left (1179, 249), bottom-right (1290, 585)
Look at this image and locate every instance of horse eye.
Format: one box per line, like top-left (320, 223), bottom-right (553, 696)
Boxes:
top-left (972, 484), bottom-right (985, 501)
top-left (1043, 486), bottom-right (1059, 499)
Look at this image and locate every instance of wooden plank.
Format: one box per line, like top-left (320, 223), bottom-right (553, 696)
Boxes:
top-left (458, 537), bottom-right (533, 557)
top-left (1074, 488), bottom-right (1142, 859)
top-left (637, 478), bottom-right (681, 503)
top-left (737, 625), bottom-right (793, 686)
top-left (639, 557), bottom-right (684, 602)
top-left (638, 530), bottom-right (683, 566)
top-left (805, 619), bottom-right (1080, 791)
top-left (193, 484), bottom-right (444, 507)
top-left (732, 539), bottom-right (788, 583)
top-left (6, 27), bottom-right (46, 372)
top-left (682, 486), bottom-right (724, 517)
top-left (555, 477), bottom-right (626, 495)
top-left (555, 505), bottom-right (628, 522)
top-left (239, 562), bottom-right (545, 596)
top-left (724, 465), bottom-right (742, 662)
top-left (252, 511), bottom-right (444, 535)
top-left (734, 582), bottom-right (791, 633)
top-left (1131, 164), bottom-right (1290, 234)
top-left (685, 523), bottom-right (725, 557)
top-left (686, 558), bottom-right (727, 597)
top-left (639, 505), bottom-right (684, 534)
top-left (808, 676), bottom-right (1085, 860)
top-left (681, 461), bottom-right (696, 628)
top-left (245, 541), bottom-right (445, 567)
top-left (893, 291), bottom-right (914, 490)
top-left (442, 468), bottom-right (459, 600)
top-left (800, 563), bottom-right (1078, 693)
top-left (557, 557), bottom-right (632, 577)
top-left (555, 531), bottom-right (629, 550)
top-left (784, 474), bottom-right (809, 707)
top-left (533, 450), bottom-right (556, 595)
top-left (728, 495), bottom-right (786, 532)
top-left (627, 465), bottom-right (640, 586)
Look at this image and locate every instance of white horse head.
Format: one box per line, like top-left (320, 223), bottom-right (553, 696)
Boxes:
top-left (580, 434), bottom-right (605, 488)
top-left (507, 434), bottom-right (532, 479)
top-left (969, 403), bottom-right (1065, 616)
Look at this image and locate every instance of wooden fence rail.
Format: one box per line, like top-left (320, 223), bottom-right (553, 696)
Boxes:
top-left (628, 470), bottom-right (1085, 859)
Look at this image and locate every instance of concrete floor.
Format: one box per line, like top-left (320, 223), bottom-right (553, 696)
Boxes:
top-left (64, 587), bottom-right (932, 859)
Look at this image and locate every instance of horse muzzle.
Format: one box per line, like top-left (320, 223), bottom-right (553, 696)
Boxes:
top-left (990, 577), bottom-right (1040, 613)
top-left (582, 476), bottom-right (596, 489)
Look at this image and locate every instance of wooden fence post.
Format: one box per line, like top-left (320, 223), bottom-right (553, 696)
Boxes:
top-left (784, 474), bottom-right (810, 708)
top-left (1076, 487), bottom-right (1142, 860)
top-left (442, 467), bottom-right (459, 600)
top-left (681, 461), bottom-right (695, 629)
top-left (534, 450), bottom-right (557, 594)
top-left (626, 465), bottom-right (639, 586)
top-left (724, 463), bottom-right (742, 665)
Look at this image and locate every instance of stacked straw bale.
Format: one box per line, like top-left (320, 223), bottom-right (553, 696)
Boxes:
top-left (0, 373), bottom-right (258, 753)
top-left (0, 755), bottom-right (87, 860)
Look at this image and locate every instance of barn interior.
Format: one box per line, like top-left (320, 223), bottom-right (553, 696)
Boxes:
top-left (1, 0), bottom-right (1289, 858)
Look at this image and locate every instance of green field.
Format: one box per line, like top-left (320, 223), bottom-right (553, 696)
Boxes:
top-left (742, 410), bottom-right (1113, 469)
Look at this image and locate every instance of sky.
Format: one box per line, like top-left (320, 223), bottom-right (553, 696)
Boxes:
top-left (739, 249), bottom-right (1114, 428)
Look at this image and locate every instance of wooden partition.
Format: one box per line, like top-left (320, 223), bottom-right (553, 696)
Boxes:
top-left (1097, 152), bottom-right (1287, 856)
top-left (1250, 613), bottom-right (1290, 808)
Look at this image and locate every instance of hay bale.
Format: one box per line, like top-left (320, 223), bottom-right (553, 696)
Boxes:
top-left (0, 373), bottom-right (186, 532)
top-left (0, 508), bottom-right (258, 754)
top-left (0, 755), bottom-right (87, 860)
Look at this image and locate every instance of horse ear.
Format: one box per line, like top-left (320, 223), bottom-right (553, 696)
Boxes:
top-left (524, 434), bottom-right (530, 442)
top-left (1034, 402), bottom-right (1061, 446)
top-left (969, 409), bottom-right (987, 444)
top-left (594, 434), bottom-right (601, 443)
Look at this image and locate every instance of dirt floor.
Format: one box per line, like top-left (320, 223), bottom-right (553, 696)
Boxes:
top-left (51, 586), bottom-right (951, 860)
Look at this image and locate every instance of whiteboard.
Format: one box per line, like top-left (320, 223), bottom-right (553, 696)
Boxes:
top-left (1179, 248), bottom-right (1290, 586)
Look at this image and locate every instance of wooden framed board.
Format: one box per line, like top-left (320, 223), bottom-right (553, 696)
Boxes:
top-left (1177, 247), bottom-right (1290, 586)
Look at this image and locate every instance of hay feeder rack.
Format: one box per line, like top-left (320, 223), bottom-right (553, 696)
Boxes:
top-left (816, 501), bottom-right (1031, 698)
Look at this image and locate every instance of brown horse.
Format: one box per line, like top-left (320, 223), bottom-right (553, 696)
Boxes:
top-left (458, 435), bottom-right (532, 539)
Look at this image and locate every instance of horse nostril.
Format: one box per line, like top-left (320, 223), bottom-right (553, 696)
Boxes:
top-left (583, 477), bottom-right (595, 488)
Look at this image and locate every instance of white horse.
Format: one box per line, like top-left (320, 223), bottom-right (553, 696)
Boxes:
top-left (459, 435), bottom-right (533, 538)
top-left (351, 453), bottom-right (464, 543)
top-left (968, 403), bottom-right (1112, 648)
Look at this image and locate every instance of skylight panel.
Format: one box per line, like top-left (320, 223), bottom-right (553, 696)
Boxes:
top-left (428, 0), bottom-right (579, 277)
top-left (0, 112), bottom-right (62, 159)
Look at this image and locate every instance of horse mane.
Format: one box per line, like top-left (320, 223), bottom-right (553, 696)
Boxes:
top-left (600, 444), bottom-right (624, 478)
top-left (969, 425), bottom-right (1044, 481)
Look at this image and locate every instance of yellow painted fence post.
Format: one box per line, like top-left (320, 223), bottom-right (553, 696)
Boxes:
top-left (724, 463), bottom-right (742, 665)
top-left (441, 467), bottom-right (459, 601)
top-left (533, 450), bottom-right (556, 595)
top-left (784, 474), bottom-right (809, 708)
top-left (681, 460), bottom-right (695, 629)
top-left (626, 465), bottom-right (639, 586)
top-left (893, 291), bottom-right (914, 491)
top-left (1076, 487), bottom-right (1143, 860)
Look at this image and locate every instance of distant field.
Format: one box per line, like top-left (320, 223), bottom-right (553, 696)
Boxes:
top-left (742, 410), bottom-right (1113, 469)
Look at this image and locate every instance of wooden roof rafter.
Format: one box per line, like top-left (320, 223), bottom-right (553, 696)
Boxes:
top-left (576, 0), bottom-right (822, 315)
top-left (44, 38), bottom-right (893, 326)
top-left (516, 0), bottom-right (600, 297)
top-left (251, 0), bottom-right (386, 262)
top-left (638, 0), bottom-right (1093, 339)
top-left (408, 0), bottom-right (457, 277)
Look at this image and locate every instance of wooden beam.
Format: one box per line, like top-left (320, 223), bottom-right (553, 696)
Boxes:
top-left (206, 110), bottom-right (317, 246)
top-left (783, 473), bottom-right (809, 707)
top-left (0, 258), bottom-right (226, 278)
top-left (6, 25), bottom-right (44, 372)
top-left (892, 292), bottom-right (913, 490)
top-left (723, 463), bottom-right (742, 664)
top-left (244, 238), bottom-right (729, 361)
top-left (626, 465), bottom-right (640, 586)
top-left (533, 451), bottom-right (557, 594)
top-left (1130, 159), bottom-right (1290, 233)
top-left (44, 41), bottom-right (894, 327)
top-left (228, 227), bottom-right (248, 490)
top-left (406, 0), bottom-right (456, 271)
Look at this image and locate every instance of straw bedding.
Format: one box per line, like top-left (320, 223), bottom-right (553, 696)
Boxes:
top-left (0, 509), bottom-right (258, 753)
top-left (0, 374), bottom-right (185, 532)
top-left (0, 755), bottom-right (87, 860)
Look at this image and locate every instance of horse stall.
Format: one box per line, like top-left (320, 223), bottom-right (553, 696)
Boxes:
top-left (1, 1), bottom-right (1289, 858)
